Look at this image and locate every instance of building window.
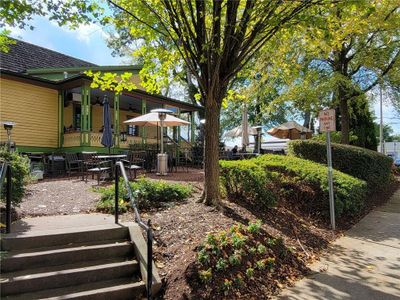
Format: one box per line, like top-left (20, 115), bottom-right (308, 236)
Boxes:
top-left (73, 105), bottom-right (81, 131)
top-left (126, 116), bottom-right (139, 136)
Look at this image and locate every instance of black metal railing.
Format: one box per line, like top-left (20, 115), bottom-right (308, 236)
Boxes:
top-left (0, 162), bottom-right (12, 233)
top-left (114, 161), bottom-right (153, 300)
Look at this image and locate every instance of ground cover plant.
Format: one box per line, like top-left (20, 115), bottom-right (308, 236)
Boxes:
top-left (96, 177), bottom-right (192, 213)
top-left (189, 220), bottom-right (308, 299)
top-left (288, 140), bottom-right (393, 190)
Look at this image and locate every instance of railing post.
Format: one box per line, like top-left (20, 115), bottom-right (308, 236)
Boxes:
top-left (147, 219), bottom-right (153, 300)
top-left (115, 166), bottom-right (119, 224)
top-left (6, 165), bottom-right (12, 234)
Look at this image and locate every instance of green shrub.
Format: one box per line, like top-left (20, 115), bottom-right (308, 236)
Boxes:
top-left (219, 160), bottom-right (277, 207)
top-left (255, 154), bottom-right (367, 218)
top-left (96, 177), bottom-right (192, 213)
top-left (288, 140), bottom-right (392, 189)
top-left (0, 148), bottom-right (30, 206)
top-left (196, 221), bottom-right (294, 297)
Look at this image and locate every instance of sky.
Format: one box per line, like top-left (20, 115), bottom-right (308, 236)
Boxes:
top-left (6, 17), bottom-right (400, 135)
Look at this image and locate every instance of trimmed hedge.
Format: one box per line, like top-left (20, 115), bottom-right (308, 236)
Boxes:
top-left (220, 154), bottom-right (367, 218)
top-left (288, 140), bottom-right (392, 189)
top-left (254, 155), bottom-right (367, 218)
top-left (220, 160), bottom-right (277, 207)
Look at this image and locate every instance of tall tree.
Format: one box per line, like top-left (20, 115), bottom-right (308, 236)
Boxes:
top-left (250, 0), bottom-right (400, 144)
top-left (97, 0), bottom-right (320, 205)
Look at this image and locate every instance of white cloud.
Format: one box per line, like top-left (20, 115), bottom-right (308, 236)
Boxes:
top-left (54, 22), bottom-right (110, 44)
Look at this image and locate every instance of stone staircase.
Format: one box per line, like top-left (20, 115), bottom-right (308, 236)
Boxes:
top-left (0, 224), bottom-right (157, 299)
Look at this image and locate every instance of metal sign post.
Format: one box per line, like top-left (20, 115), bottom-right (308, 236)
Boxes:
top-left (318, 109), bottom-right (336, 230)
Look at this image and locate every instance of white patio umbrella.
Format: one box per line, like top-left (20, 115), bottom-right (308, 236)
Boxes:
top-left (124, 112), bottom-right (190, 127)
top-left (124, 110), bottom-right (190, 176)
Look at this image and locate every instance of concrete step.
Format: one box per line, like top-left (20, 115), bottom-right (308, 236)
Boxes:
top-left (1, 257), bottom-right (132, 279)
top-left (1, 241), bottom-right (134, 273)
top-left (1, 260), bottom-right (140, 296)
top-left (3, 278), bottom-right (146, 300)
top-left (1, 226), bottom-right (130, 251)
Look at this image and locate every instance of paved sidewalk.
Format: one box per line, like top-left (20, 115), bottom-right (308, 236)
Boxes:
top-left (277, 189), bottom-right (400, 300)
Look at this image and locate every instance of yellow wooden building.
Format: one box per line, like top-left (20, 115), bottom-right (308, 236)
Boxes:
top-left (0, 39), bottom-right (201, 153)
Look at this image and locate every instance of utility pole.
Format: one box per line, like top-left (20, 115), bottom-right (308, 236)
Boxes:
top-left (380, 85), bottom-right (384, 154)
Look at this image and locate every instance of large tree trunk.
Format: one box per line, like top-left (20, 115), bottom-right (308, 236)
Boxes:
top-left (203, 99), bottom-right (222, 206)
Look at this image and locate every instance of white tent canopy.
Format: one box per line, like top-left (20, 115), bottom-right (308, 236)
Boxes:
top-left (224, 125), bottom-right (258, 138)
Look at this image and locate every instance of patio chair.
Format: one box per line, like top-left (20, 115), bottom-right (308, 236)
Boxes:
top-left (145, 149), bottom-right (158, 172)
top-left (83, 154), bottom-right (112, 185)
top-left (65, 153), bottom-right (83, 178)
top-left (176, 149), bottom-right (190, 172)
top-left (123, 151), bottom-right (145, 180)
top-left (167, 148), bottom-right (177, 173)
top-left (191, 146), bottom-right (203, 167)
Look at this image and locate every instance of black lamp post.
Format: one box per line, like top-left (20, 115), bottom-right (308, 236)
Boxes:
top-left (2, 121), bottom-right (16, 152)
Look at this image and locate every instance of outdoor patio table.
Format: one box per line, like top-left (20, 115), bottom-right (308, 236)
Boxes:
top-left (95, 154), bottom-right (127, 160)
top-left (95, 154), bottom-right (127, 179)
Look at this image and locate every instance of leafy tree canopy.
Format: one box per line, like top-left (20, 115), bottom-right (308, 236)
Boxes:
top-left (246, 0), bottom-right (400, 144)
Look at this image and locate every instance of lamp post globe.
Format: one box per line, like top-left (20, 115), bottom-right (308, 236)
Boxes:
top-left (1, 121), bottom-right (16, 152)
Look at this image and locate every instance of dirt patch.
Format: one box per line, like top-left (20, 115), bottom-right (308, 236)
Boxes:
top-left (19, 178), bottom-right (100, 217)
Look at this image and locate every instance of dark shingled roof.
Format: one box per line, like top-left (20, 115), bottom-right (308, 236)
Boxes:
top-left (0, 38), bottom-right (97, 73)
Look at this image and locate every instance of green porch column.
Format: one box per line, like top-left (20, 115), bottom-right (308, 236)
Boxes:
top-left (113, 94), bottom-right (120, 148)
top-left (80, 84), bottom-right (91, 146)
top-left (141, 99), bottom-right (147, 145)
top-left (191, 111), bottom-right (196, 144)
top-left (58, 91), bottom-right (64, 148)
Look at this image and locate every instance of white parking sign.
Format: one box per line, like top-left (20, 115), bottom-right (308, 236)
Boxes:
top-left (319, 109), bottom-right (336, 132)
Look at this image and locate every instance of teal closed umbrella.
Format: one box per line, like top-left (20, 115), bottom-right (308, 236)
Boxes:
top-left (101, 95), bottom-right (114, 153)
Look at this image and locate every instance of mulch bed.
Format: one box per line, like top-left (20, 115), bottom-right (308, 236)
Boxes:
top-left (121, 175), bottom-right (399, 299)
top-left (12, 169), bottom-right (399, 299)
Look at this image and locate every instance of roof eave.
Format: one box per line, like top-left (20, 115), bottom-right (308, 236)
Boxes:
top-left (26, 65), bottom-right (143, 75)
